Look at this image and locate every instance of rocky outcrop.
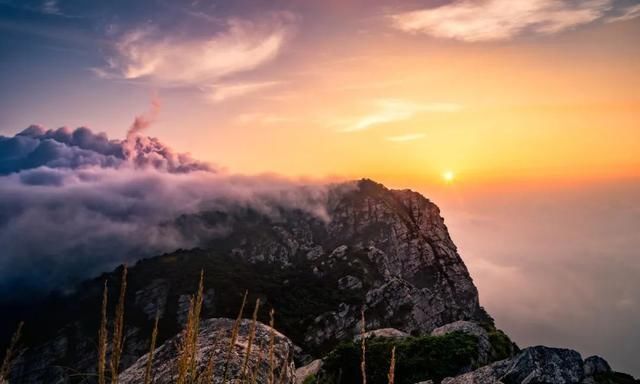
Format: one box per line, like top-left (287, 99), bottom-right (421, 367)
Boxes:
top-left (584, 356), bottom-right (611, 377)
top-left (441, 346), bottom-right (618, 384)
top-left (118, 318), bottom-right (294, 384)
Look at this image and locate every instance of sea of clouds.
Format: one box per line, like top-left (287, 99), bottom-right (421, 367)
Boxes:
top-left (0, 107), bottom-right (331, 298)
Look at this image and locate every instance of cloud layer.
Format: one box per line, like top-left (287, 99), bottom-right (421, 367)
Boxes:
top-left (0, 120), bottom-right (331, 298)
top-left (440, 180), bottom-right (640, 374)
top-left (391, 0), bottom-right (618, 41)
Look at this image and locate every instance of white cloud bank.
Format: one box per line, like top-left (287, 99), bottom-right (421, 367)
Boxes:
top-left (391, 0), bottom-right (623, 42)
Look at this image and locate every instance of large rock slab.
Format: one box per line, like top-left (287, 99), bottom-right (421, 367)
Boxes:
top-left (442, 346), bottom-right (585, 384)
top-left (118, 318), bottom-right (295, 384)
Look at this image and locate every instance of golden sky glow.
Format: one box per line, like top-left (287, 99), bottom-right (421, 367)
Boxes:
top-left (2, 0), bottom-right (639, 188)
top-left (132, 15), bottom-right (639, 189)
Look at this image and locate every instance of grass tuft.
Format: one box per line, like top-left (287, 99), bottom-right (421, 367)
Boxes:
top-left (110, 265), bottom-right (128, 384)
top-left (176, 270), bottom-right (205, 384)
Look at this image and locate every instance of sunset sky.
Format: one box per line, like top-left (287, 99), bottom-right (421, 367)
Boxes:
top-left (1, 0), bottom-right (640, 375)
top-left (2, 0), bottom-right (640, 186)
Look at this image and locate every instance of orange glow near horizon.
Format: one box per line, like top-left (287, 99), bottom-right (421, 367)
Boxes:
top-left (142, 20), bottom-right (640, 188)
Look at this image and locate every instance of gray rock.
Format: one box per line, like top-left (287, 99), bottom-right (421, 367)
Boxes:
top-left (583, 356), bottom-right (611, 377)
top-left (354, 328), bottom-right (409, 341)
top-left (338, 275), bottom-right (363, 290)
top-left (502, 346), bottom-right (583, 383)
top-left (118, 318), bottom-right (295, 384)
top-left (443, 346), bottom-right (585, 384)
top-left (134, 279), bottom-right (169, 320)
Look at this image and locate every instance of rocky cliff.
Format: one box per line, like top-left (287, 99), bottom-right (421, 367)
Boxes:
top-left (5, 179), bottom-right (489, 383)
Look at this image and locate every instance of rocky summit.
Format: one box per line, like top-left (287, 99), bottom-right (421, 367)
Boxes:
top-left (2, 179), bottom-right (637, 384)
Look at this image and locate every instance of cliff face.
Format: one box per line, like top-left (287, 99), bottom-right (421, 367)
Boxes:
top-left (6, 179), bottom-right (489, 383)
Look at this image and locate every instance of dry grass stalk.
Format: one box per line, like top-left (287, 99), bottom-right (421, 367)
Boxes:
top-left (222, 290), bottom-right (248, 383)
top-left (248, 338), bottom-right (261, 384)
top-left (199, 331), bottom-right (220, 384)
top-left (110, 265), bottom-right (128, 384)
top-left (275, 349), bottom-right (289, 384)
top-left (98, 281), bottom-right (109, 384)
top-left (200, 353), bottom-right (214, 384)
top-left (387, 346), bottom-right (396, 384)
top-left (176, 297), bottom-right (196, 384)
top-left (177, 270), bottom-right (205, 384)
top-left (360, 307), bottom-right (367, 384)
top-left (188, 271), bottom-right (205, 378)
top-left (0, 321), bottom-right (23, 382)
top-left (241, 298), bottom-right (261, 381)
top-left (143, 312), bottom-right (160, 384)
top-left (267, 309), bottom-right (276, 384)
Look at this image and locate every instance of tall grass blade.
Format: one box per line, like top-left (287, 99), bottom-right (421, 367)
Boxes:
top-left (98, 281), bottom-right (109, 384)
top-left (267, 309), bottom-right (276, 384)
top-left (241, 298), bottom-right (261, 381)
top-left (387, 346), bottom-right (396, 384)
top-left (110, 265), bottom-right (128, 384)
top-left (222, 290), bottom-right (248, 383)
top-left (143, 312), bottom-right (160, 384)
top-left (360, 307), bottom-right (367, 384)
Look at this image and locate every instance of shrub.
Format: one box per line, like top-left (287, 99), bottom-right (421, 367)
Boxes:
top-left (316, 331), bottom-right (478, 384)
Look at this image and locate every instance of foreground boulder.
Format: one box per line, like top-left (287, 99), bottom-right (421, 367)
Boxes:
top-left (118, 318), bottom-right (295, 384)
top-left (441, 346), bottom-right (622, 384)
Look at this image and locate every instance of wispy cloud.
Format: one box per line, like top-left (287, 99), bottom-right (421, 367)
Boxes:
top-left (41, 0), bottom-right (60, 15)
top-left (95, 12), bottom-right (295, 95)
top-left (339, 99), bottom-right (460, 133)
top-left (606, 3), bottom-right (640, 22)
top-left (205, 81), bottom-right (281, 103)
top-left (391, 0), bottom-right (615, 42)
top-left (385, 133), bottom-right (426, 142)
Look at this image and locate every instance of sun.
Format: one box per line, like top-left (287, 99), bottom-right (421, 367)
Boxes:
top-left (442, 170), bottom-right (455, 183)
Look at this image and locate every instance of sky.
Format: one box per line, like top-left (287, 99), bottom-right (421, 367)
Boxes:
top-left (1, 0), bottom-right (640, 375)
